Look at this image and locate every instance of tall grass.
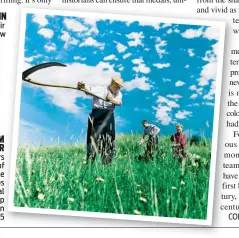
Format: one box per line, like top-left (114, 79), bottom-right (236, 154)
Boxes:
top-left (14, 135), bottom-right (211, 219)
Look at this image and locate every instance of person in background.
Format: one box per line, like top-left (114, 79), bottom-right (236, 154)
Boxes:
top-left (171, 123), bottom-right (187, 175)
top-left (170, 123), bottom-right (187, 158)
top-left (77, 77), bottom-right (123, 165)
top-left (139, 120), bottom-right (160, 159)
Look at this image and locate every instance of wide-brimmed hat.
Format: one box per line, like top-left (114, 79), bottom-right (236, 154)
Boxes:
top-left (176, 123), bottom-right (183, 128)
top-left (112, 77), bottom-right (124, 87)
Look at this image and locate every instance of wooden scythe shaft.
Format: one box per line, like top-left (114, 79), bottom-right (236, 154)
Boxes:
top-left (23, 78), bottom-right (107, 101)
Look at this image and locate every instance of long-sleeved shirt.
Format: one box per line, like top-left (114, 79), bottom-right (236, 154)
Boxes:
top-left (87, 85), bottom-right (122, 110)
top-left (143, 124), bottom-right (160, 136)
top-left (170, 132), bottom-right (187, 148)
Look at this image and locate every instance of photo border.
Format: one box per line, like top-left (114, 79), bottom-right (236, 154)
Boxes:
top-left (8, 7), bottom-right (226, 226)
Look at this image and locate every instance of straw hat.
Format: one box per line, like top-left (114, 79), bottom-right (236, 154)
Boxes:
top-left (112, 77), bottom-right (124, 87)
top-left (176, 123), bottom-right (183, 129)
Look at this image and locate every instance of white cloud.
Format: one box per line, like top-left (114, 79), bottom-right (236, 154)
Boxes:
top-left (153, 105), bottom-right (172, 125)
top-left (124, 76), bottom-right (152, 91)
top-left (167, 28), bottom-right (173, 34)
top-left (203, 26), bottom-right (220, 40)
top-left (133, 64), bottom-right (150, 74)
top-left (153, 95), bottom-right (180, 125)
top-left (38, 28), bottom-right (54, 39)
top-left (132, 57), bottom-right (150, 74)
top-left (44, 43), bottom-right (56, 52)
top-left (185, 65), bottom-right (190, 68)
top-left (162, 23), bottom-right (172, 28)
top-left (104, 54), bottom-right (117, 61)
top-left (116, 42), bottom-right (127, 53)
top-left (64, 18), bottom-right (87, 32)
top-left (73, 56), bottom-right (86, 61)
top-left (79, 37), bottom-right (105, 49)
top-left (198, 61), bottom-right (217, 86)
top-left (83, 18), bottom-right (99, 35)
top-left (175, 81), bottom-right (185, 87)
top-left (203, 102), bottom-right (214, 107)
top-left (155, 37), bottom-right (167, 58)
top-left (189, 85), bottom-right (203, 95)
top-left (181, 26), bottom-right (219, 40)
top-left (188, 103), bottom-right (200, 107)
top-left (190, 94), bottom-right (198, 99)
top-left (25, 54), bottom-right (42, 63)
top-left (175, 110), bottom-right (192, 119)
top-left (181, 27), bottom-right (203, 39)
top-left (162, 78), bottom-right (171, 83)
top-left (126, 32), bottom-right (144, 47)
top-left (203, 81), bottom-right (216, 100)
top-left (32, 14), bottom-right (48, 27)
top-left (139, 22), bottom-right (160, 30)
top-left (132, 58), bottom-right (144, 64)
top-left (167, 94), bottom-right (182, 101)
top-left (188, 48), bottom-right (195, 57)
top-left (153, 63), bottom-right (170, 69)
top-left (174, 29), bottom-right (180, 33)
top-left (118, 66), bottom-right (124, 71)
top-left (60, 31), bottom-right (79, 49)
top-left (123, 53), bottom-right (132, 59)
top-left (23, 62), bottom-right (120, 114)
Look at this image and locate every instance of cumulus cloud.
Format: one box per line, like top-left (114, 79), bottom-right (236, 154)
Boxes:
top-left (115, 42), bottom-right (127, 53)
top-left (167, 28), bottom-right (173, 34)
top-left (167, 94), bottom-right (182, 101)
top-left (124, 76), bottom-right (152, 91)
top-left (162, 78), bottom-right (171, 83)
top-left (153, 95), bottom-right (180, 125)
top-left (44, 43), bottom-right (56, 52)
top-left (188, 48), bottom-right (195, 57)
top-left (32, 14), bottom-right (48, 27)
top-left (126, 32), bottom-right (144, 47)
top-left (185, 65), bottom-right (190, 68)
top-left (175, 110), bottom-right (192, 119)
top-left (189, 85), bottom-right (203, 95)
top-left (153, 63), bottom-right (170, 69)
top-left (104, 54), bottom-right (117, 61)
top-left (25, 54), bottom-right (42, 63)
top-left (79, 37), bottom-right (105, 50)
top-left (181, 27), bottom-right (203, 39)
top-left (123, 53), bottom-right (132, 59)
top-left (175, 81), bottom-right (185, 87)
top-left (181, 26), bottom-right (220, 40)
top-left (155, 37), bottom-right (167, 58)
top-left (38, 28), bottom-right (54, 39)
top-left (132, 57), bottom-right (150, 74)
top-left (60, 31), bottom-right (79, 49)
top-left (64, 18), bottom-right (87, 32)
top-left (190, 94), bottom-right (198, 99)
top-left (138, 22), bottom-right (160, 30)
top-left (23, 62), bottom-right (120, 114)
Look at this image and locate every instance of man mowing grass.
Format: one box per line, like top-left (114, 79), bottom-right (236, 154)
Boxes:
top-left (171, 123), bottom-right (187, 175)
top-left (77, 77), bottom-right (123, 165)
top-left (139, 120), bottom-right (160, 159)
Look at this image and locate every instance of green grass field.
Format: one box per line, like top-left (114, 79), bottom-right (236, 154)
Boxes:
top-left (14, 135), bottom-right (211, 220)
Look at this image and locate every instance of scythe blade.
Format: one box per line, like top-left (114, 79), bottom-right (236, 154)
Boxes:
top-left (22, 62), bottom-right (67, 79)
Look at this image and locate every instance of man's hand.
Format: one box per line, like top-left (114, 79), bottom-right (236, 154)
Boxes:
top-left (139, 138), bottom-right (144, 146)
top-left (77, 81), bottom-right (87, 90)
top-left (106, 92), bottom-right (114, 101)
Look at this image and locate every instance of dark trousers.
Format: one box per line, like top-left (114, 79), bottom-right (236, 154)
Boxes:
top-left (86, 109), bottom-right (115, 164)
top-left (145, 135), bottom-right (159, 158)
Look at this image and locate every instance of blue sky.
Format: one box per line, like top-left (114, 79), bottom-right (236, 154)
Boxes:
top-left (19, 13), bottom-right (220, 145)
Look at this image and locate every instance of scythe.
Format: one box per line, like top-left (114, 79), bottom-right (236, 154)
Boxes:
top-left (22, 62), bottom-right (106, 101)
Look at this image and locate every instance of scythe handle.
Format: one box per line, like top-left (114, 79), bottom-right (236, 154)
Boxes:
top-left (23, 78), bottom-right (107, 102)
